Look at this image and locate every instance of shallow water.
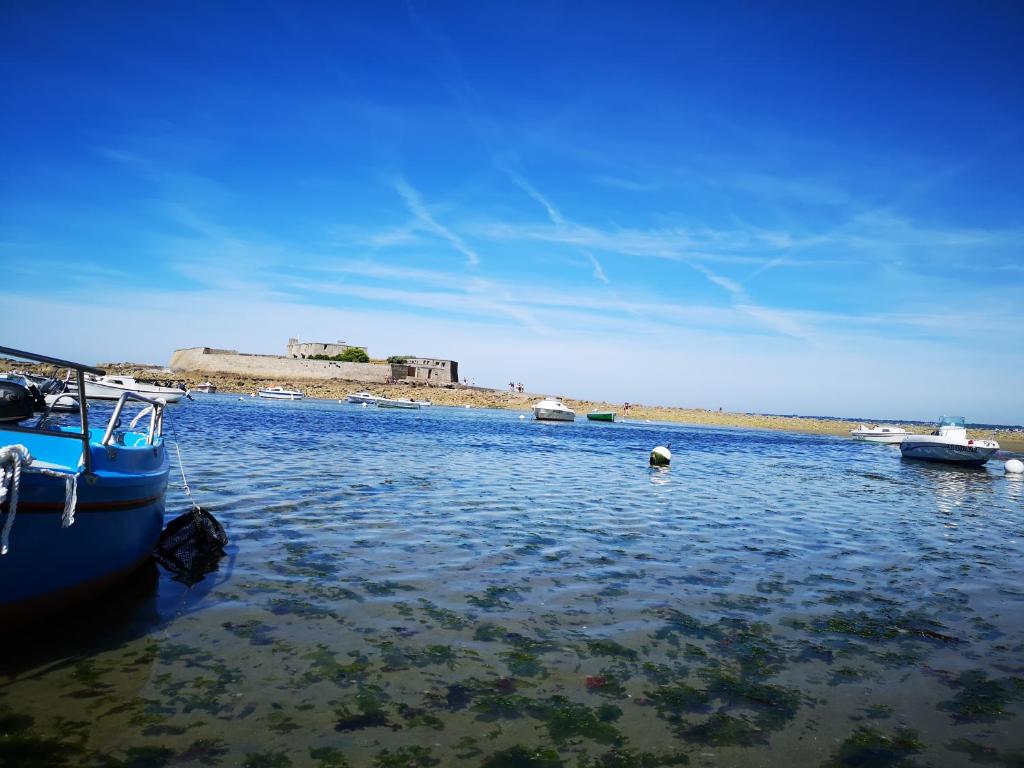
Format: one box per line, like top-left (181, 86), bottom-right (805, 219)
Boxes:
top-left (2, 395), bottom-right (1023, 767)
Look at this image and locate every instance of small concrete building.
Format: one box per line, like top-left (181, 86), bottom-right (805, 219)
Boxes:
top-left (286, 338), bottom-right (367, 359)
top-left (390, 357), bottom-right (459, 385)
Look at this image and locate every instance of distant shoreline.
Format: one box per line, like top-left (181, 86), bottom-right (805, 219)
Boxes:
top-left (113, 364), bottom-right (1024, 453)
top-left (9, 359), bottom-right (1022, 452)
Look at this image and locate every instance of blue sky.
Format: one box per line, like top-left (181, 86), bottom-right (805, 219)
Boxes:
top-left (2, 2), bottom-right (1022, 422)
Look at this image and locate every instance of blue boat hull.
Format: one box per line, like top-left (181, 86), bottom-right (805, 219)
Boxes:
top-left (0, 427), bottom-right (169, 622)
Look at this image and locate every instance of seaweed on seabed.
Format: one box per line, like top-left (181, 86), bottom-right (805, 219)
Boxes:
top-left (576, 748), bottom-right (691, 767)
top-left (525, 695), bottom-right (624, 745)
top-left (480, 745), bottom-right (564, 767)
top-left (946, 737), bottom-right (1024, 766)
top-left (937, 670), bottom-right (1024, 724)
top-left (821, 726), bottom-right (924, 767)
top-left (0, 706), bottom-right (86, 767)
top-left (677, 713), bottom-right (767, 748)
top-left (372, 745), bottom-right (439, 767)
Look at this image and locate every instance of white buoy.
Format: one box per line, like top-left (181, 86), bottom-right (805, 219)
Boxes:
top-left (650, 446), bottom-right (672, 467)
top-left (1006, 459), bottom-right (1024, 475)
top-left (519, 414), bottom-right (525, 420)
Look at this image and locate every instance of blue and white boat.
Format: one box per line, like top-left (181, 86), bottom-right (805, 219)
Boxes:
top-left (899, 416), bottom-right (1000, 466)
top-left (0, 346), bottom-right (169, 623)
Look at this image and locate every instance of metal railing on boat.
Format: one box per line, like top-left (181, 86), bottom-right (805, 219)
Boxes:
top-left (0, 346), bottom-right (167, 475)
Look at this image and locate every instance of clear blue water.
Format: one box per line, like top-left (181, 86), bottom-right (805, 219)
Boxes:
top-left (2, 395), bottom-right (1023, 767)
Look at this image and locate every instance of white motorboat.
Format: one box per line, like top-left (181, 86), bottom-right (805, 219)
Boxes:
top-left (194, 381), bottom-right (217, 394)
top-left (900, 416), bottom-right (999, 466)
top-left (257, 386), bottom-right (304, 400)
top-left (346, 391), bottom-right (379, 404)
top-left (533, 398), bottom-right (575, 422)
top-left (376, 397), bottom-right (420, 409)
top-left (413, 399), bottom-right (432, 407)
top-left (67, 374), bottom-right (187, 403)
top-left (850, 424), bottom-right (907, 444)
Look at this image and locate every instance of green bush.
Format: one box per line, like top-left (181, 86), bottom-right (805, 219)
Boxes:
top-left (339, 347), bottom-right (370, 362)
top-left (387, 355), bottom-right (412, 364)
top-left (309, 348), bottom-right (370, 363)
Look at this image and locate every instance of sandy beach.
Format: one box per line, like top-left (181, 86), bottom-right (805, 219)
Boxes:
top-left (53, 362), bottom-right (1021, 453)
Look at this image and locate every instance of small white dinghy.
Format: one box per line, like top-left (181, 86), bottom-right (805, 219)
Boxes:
top-left (533, 398), bottom-right (575, 422)
top-left (900, 416), bottom-right (999, 466)
top-left (850, 424), bottom-right (907, 444)
top-left (258, 386), bottom-right (304, 400)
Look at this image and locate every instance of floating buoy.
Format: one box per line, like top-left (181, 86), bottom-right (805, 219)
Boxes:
top-left (1006, 459), bottom-right (1024, 475)
top-left (362, 402), bottom-right (369, 408)
top-left (650, 446), bottom-right (671, 467)
top-left (519, 414), bottom-right (525, 420)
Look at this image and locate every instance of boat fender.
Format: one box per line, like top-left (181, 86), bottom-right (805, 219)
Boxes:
top-left (1006, 459), bottom-right (1024, 475)
top-left (650, 445), bottom-right (672, 467)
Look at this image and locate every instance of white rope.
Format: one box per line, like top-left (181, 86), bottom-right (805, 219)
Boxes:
top-left (0, 443), bottom-right (80, 555)
top-left (0, 445), bottom-right (29, 556)
top-left (173, 440), bottom-right (198, 510)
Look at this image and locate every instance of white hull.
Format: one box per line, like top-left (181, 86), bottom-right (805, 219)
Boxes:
top-left (346, 393), bottom-right (379, 404)
top-left (900, 440), bottom-right (998, 465)
top-left (377, 398), bottom-right (420, 409)
top-left (533, 407), bottom-right (575, 422)
top-left (194, 383), bottom-right (216, 394)
top-left (70, 377), bottom-right (186, 403)
top-left (852, 432), bottom-right (906, 444)
top-left (258, 389), bottom-right (303, 400)
top-left (44, 393), bottom-right (80, 412)
top-left (899, 418), bottom-right (999, 466)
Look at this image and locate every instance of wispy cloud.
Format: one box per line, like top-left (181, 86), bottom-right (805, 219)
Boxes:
top-left (501, 166), bottom-right (565, 227)
top-left (583, 251), bottom-right (609, 284)
top-left (393, 177), bottom-right (480, 266)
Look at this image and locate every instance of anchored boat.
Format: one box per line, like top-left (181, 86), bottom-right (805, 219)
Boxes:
top-left (67, 373), bottom-right (187, 403)
top-left (346, 391), bottom-right (379, 404)
top-left (194, 381), bottom-right (217, 394)
top-left (850, 424), bottom-right (907, 444)
top-left (587, 410), bottom-right (616, 422)
top-left (258, 386), bottom-right (304, 400)
top-left (0, 346), bottom-right (170, 623)
top-left (376, 397), bottom-right (421, 409)
top-left (533, 398), bottom-right (575, 422)
top-left (900, 416), bottom-right (999, 466)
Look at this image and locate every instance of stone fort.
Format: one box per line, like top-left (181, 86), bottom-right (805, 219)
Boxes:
top-left (170, 339), bottom-right (459, 385)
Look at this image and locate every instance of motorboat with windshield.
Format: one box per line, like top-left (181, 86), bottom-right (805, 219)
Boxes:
top-left (376, 397), bottom-right (420, 409)
top-left (899, 416), bottom-right (999, 466)
top-left (850, 424), bottom-right (907, 444)
top-left (67, 373), bottom-right (187, 403)
top-left (533, 398), bottom-right (576, 422)
top-left (194, 381), bottom-right (217, 394)
top-left (0, 346), bottom-right (170, 622)
top-left (258, 386), bottom-right (304, 400)
top-left (346, 391), bottom-right (379, 404)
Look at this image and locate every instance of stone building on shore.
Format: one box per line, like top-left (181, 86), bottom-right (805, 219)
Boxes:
top-left (170, 341), bottom-right (459, 385)
top-left (286, 338), bottom-right (368, 359)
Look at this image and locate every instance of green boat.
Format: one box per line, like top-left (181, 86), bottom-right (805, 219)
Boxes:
top-left (587, 411), bottom-right (616, 422)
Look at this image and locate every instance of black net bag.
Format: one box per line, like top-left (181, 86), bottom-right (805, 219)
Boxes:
top-left (154, 506), bottom-right (228, 585)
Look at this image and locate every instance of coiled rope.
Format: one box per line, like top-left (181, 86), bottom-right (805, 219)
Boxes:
top-left (0, 444), bottom-right (79, 555)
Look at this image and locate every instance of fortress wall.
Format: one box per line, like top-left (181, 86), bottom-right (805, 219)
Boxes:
top-left (169, 347), bottom-right (389, 383)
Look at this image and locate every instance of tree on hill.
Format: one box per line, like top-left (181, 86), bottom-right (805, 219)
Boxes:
top-left (310, 348), bottom-right (370, 363)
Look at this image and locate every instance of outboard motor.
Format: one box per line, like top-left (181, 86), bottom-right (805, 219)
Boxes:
top-left (0, 380), bottom-right (35, 423)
